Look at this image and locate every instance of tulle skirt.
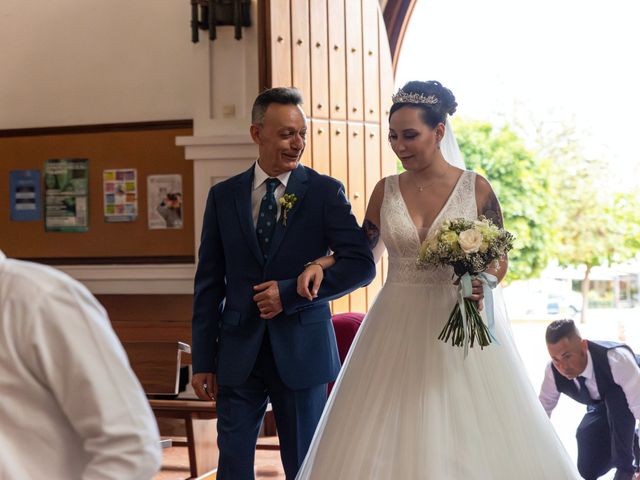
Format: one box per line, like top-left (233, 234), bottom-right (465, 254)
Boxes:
top-left (297, 281), bottom-right (580, 479)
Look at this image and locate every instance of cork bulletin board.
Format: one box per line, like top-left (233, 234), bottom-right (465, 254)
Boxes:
top-left (0, 121), bottom-right (195, 263)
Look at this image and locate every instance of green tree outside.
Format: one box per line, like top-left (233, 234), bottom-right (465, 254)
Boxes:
top-left (453, 119), bottom-right (555, 282)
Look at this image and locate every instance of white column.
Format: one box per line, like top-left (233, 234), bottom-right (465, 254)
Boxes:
top-left (176, 135), bottom-right (258, 256)
top-left (180, 0), bottom-right (260, 258)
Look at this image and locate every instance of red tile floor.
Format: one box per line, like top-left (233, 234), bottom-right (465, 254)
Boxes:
top-left (153, 436), bottom-right (284, 480)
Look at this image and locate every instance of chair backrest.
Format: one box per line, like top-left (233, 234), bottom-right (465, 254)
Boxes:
top-left (122, 341), bottom-right (190, 395)
top-left (329, 313), bottom-right (365, 395)
top-left (331, 313), bottom-right (365, 363)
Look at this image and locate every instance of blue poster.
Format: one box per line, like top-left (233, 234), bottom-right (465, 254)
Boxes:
top-left (10, 170), bottom-right (41, 221)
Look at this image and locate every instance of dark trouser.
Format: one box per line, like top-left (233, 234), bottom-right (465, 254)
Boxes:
top-left (576, 390), bottom-right (636, 480)
top-left (215, 334), bottom-right (327, 480)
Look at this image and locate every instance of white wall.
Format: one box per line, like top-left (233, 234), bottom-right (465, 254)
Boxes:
top-left (0, 0), bottom-right (200, 128)
top-left (0, 1), bottom-right (260, 292)
top-left (0, 0), bottom-right (259, 133)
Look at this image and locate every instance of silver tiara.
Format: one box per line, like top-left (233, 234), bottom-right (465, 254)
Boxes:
top-left (391, 89), bottom-right (438, 106)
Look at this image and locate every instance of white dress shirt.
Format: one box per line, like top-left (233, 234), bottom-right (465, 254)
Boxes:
top-left (539, 347), bottom-right (640, 420)
top-left (0, 250), bottom-right (161, 480)
top-left (252, 160), bottom-right (292, 227)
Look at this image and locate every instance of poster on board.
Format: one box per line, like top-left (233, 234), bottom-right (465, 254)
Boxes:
top-left (9, 169), bottom-right (41, 221)
top-left (147, 174), bottom-right (183, 229)
top-left (44, 159), bottom-right (89, 232)
top-left (103, 168), bottom-right (138, 222)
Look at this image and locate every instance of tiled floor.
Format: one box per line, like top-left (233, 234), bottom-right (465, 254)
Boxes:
top-left (154, 437), bottom-right (284, 480)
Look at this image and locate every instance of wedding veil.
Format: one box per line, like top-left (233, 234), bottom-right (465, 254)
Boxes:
top-left (442, 118), bottom-right (466, 169)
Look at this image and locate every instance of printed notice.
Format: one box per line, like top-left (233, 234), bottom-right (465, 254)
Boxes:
top-left (147, 174), bottom-right (183, 229)
top-left (10, 170), bottom-right (41, 221)
top-left (103, 168), bottom-right (138, 222)
top-left (44, 159), bottom-right (89, 232)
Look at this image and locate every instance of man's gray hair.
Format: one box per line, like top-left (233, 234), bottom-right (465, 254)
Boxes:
top-left (251, 87), bottom-right (304, 125)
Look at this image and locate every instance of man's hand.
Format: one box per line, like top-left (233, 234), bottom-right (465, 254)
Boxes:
top-left (192, 372), bottom-right (217, 401)
top-left (253, 280), bottom-right (284, 319)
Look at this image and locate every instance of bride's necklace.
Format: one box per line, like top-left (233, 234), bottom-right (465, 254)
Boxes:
top-left (408, 165), bottom-right (451, 193)
top-left (408, 173), bottom-right (428, 193)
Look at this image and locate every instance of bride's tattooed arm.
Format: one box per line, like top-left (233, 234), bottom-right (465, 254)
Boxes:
top-left (362, 219), bottom-right (380, 250)
top-left (479, 189), bottom-right (504, 228)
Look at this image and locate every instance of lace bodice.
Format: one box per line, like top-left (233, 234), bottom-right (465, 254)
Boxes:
top-left (380, 171), bottom-right (477, 285)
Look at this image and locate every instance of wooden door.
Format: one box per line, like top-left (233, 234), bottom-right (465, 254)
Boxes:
top-left (261, 0), bottom-right (396, 314)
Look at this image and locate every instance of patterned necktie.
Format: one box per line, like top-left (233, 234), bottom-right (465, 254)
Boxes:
top-left (576, 375), bottom-right (594, 405)
top-left (256, 178), bottom-right (280, 258)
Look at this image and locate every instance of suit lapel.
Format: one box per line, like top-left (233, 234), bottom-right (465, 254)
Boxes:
top-left (234, 166), bottom-right (265, 266)
top-left (267, 165), bottom-right (309, 263)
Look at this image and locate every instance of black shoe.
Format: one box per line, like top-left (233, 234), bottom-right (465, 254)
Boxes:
top-left (613, 470), bottom-right (634, 480)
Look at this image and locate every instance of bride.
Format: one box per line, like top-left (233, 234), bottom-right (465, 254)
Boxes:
top-left (294, 81), bottom-right (580, 479)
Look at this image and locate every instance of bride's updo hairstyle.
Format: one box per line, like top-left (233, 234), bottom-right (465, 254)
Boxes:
top-left (389, 80), bottom-right (458, 128)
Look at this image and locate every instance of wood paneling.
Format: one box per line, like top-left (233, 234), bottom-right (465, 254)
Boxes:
top-left (310, 119), bottom-right (330, 175)
top-left (347, 123), bottom-right (367, 312)
top-left (347, 124), bottom-right (366, 222)
top-left (329, 120), bottom-right (350, 314)
top-left (364, 125), bottom-right (381, 207)
top-left (379, 11), bottom-right (398, 178)
top-left (97, 294), bottom-right (193, 322)
top-left (291, 0), bottom-right (311, 102)
top-left (309, 0), bottom-right (329, 118)
top-left (329, 121), bottom-right (348, 189)
top-left (345, 0), bottom-right (364, 122)
top-left (269, 0), bottom-right (292, 87)
top-left (262, 0), bottom-right (397, 314)
top-left (327, 0), bottom-right (347, 120)
top-left (362, 0), bottom-right (381, 123)
top-left (364, 125), bottom-right (383, 307)
top-left (97, 293), bottom-right (193, 364)
top-left (301, 116), bottom-right (313, 168)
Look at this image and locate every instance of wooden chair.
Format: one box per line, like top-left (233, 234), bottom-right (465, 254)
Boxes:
top-left (122, 341), bottom-right (217, 478)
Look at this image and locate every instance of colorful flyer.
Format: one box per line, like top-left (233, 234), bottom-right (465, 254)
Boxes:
top-left (44, 159), bottom-right (89, 232)
top-left (103, 168), bottom-right (138, 222)
top-left (147, 174), bottom-right (183, 229)
top-left (9, 169), bottom-right (41, 221)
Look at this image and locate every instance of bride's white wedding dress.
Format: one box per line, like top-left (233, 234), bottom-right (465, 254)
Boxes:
top-left (297, 171), bottom-right (579, 479)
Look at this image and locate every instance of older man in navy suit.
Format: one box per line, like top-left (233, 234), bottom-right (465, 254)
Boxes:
top-left (191, 87), bottom-right (375, 479)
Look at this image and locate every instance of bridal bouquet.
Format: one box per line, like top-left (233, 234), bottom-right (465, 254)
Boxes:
top-left (418, 217), bottom-right (514, 353)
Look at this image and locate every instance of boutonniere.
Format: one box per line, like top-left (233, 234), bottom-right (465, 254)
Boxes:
top-left (279, 193), bottom-right (297, 226)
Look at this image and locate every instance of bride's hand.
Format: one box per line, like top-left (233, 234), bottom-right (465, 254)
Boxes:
top-left (456, 278), bottom-right (485, 311)
top-left (297, 264), bottom-right (324, 301)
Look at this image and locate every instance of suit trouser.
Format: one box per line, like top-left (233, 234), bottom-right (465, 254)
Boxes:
top-left (576, 391), bottom-right (636, 480)
top-left (216, 334), bottom-right (327, 480)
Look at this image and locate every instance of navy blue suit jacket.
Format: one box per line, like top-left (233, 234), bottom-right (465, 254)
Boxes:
top-left (192, 164), bottom-right (375, 390)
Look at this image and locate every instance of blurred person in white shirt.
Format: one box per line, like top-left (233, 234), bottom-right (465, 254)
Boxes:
top-left (0, 250), bottom-right (161, 479)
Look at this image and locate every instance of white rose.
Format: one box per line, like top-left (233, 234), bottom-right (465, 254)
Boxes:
top-left (458, 228), bottom-right (483, 254)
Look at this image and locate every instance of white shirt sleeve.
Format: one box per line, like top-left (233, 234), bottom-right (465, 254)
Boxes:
top-left (608, 347), bottom-right (640, 421)
top-left (30, 280), bottom-right (162, 480)
top-left (539, 362), bottom-right (561, 417)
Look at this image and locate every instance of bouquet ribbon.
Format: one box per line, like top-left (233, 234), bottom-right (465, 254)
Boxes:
top-left (459, 272), bottom-right (499, 357)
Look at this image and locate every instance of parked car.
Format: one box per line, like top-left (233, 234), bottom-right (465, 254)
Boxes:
top-left (546, 291), bottom-right (582, 316)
